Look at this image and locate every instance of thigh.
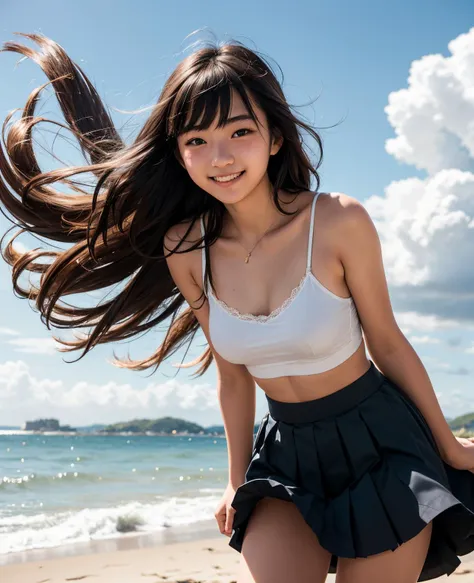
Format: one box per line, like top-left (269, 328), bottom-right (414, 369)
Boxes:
top-left (336, 522), bottom-right (433, 583)
top-left (237, 497), bottom-right (332, 583)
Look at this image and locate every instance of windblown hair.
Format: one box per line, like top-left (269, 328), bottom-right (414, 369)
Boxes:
top-left (0, 32), bottom-right (323, 377)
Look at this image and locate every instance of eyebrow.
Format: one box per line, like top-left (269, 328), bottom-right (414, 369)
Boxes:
top-left (221, 114), bottom-right (254, 125)
top-left (184, 114), bottom-right (255, 134)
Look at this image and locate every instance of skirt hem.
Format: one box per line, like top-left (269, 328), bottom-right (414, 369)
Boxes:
top-left (229, 473), bottom-right (470, 581)
top-left (227, 364), bottom-right (474, 582)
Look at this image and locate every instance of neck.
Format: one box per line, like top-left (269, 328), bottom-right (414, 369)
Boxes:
top-left (224, 176), bottom-right (288, 243)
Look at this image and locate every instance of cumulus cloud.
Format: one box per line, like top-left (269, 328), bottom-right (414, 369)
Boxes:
top-left (366, 172), bottom-right (474, 295)
top-left (0, 357), bottom-right (469, 423)
top-left (365, 28), bottom-right (474, 323)
top-left (385, 27), bottom-right (474, 174)
top-left (0, 360), bottom-right (218, 427)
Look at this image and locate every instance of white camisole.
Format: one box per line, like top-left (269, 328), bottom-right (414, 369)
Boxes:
top-left (200, 192), bottom-right (363, 379)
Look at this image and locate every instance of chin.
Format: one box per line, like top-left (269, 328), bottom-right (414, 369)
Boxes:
top-left (214, 187), bottom-right (257, 205)
top-left (194, 172), bottom-right (264, 204)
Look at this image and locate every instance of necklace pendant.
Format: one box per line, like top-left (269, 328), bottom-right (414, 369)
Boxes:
top-left (245, 253), bottom-right (251, 264)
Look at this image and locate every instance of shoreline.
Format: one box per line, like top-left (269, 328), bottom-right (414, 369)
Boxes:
top-left (0, 534), bottom-right (240, 583)
top-left (2, 521), bottom-right (474, 583)
top-left (0, 518), bottom-right (220, 567)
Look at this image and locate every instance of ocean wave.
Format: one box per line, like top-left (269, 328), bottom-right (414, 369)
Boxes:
top-left (0, 494), bottom-right (223, 554)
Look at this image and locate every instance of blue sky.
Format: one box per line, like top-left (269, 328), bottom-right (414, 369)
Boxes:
top-left (0, 1), bottom-right (473, 427)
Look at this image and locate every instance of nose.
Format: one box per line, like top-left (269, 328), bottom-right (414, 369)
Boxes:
top-left (211, 143), bottom-right (234, 167)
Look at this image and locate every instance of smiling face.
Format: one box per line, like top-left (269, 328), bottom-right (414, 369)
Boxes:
top-left (176, 88), bottom-right (283, 204)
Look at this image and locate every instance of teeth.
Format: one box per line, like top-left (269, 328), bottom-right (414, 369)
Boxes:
top-left (213, 172), bottom-right (242, 182)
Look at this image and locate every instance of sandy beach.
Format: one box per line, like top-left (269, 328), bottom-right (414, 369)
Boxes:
top-left (2, 525), bottom-right (474, 583)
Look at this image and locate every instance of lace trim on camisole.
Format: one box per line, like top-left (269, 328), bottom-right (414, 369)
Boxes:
top-left (208, 268), bottom-right (311, 323)
top-left (201, 192), bottom-right (322, 323)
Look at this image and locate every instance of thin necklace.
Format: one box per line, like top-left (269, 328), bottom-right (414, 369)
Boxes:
top-left (235, 219), bottom-right (279, 264)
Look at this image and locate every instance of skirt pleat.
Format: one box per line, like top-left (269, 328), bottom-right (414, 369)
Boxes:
top-left (229, 362), bottom-right (474, 581)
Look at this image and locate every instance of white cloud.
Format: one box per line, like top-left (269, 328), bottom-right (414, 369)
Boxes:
top-left (6, 337), bottom-right (60, 355)
top-left (0, 356), bottom-right (470, 426)
top-left (362, 28), bottom-right (474, 399)
top-left (394, 311), bottom-right (468, 334)
top-left (0, 327), bottom-right (19, 336)
top-left (366, 172), bottom-right (474, 292)
top-left (385, 27), bottom-right (474, 174)
top-left (364, 28), bottom-right (474, 323)
top-left (0, 360), bottom-right (218, 426)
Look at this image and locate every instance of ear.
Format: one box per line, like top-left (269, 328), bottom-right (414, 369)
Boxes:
top-left (270, 131), bottom-right (283, 156)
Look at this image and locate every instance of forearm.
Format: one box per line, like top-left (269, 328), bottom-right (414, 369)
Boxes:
top-left (218, 378), bottom-right (256, 488)
top-left (369, 338), bottom-right (458, 461)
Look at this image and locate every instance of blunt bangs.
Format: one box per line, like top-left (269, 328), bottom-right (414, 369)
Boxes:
top-left (168, 65), bottom-right (261, 138)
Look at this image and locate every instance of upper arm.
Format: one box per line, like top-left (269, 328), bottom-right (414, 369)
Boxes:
top-left (163, 223), bottom-right (254, 386)
top-left (335, 195), bottom-right (405, 353)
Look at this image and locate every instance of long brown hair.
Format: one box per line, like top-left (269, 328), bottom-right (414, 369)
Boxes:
top-left (0, 33), bottom-right (324, 377)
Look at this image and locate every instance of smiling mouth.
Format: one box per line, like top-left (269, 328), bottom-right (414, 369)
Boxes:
top-left (210, 171), bottom-right (245, 183)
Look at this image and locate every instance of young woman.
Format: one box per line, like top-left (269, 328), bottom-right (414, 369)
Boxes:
top-left (0, 33), bottom-right (473, 583)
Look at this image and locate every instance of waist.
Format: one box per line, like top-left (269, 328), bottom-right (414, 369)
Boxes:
top-left (265, 360), bottom-right (385, 423)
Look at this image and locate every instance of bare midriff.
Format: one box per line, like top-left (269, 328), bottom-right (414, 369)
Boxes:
top-left (255, 339), bottom-right (371, 403)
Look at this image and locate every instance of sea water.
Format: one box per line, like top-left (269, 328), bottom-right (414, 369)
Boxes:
top-left (0, 432), bottom-right (229, 555)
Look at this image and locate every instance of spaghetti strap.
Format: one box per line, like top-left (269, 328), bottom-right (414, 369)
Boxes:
top-left (306, 192), bottom-right (320, 271)
top-left (199, 216), bottom-right (207, 296)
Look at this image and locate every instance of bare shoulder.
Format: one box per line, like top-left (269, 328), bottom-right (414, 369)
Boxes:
top-left (321, 191), bottom-right (366, 215)
top-left (322, 191), bottom-right (373, 230)
top-left (318, 192), bottom-right (376, 257)
top-left (324, 192), bottom-right (403, 351)
top-left (163, 218), bottom-right (204, 296)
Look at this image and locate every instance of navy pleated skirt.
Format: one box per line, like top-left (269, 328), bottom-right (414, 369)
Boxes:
top-left (229, 361), bottom-right (474, 581)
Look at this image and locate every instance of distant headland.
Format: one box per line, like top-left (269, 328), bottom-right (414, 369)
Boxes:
top-left (449, 412), bottom-right (474, 435)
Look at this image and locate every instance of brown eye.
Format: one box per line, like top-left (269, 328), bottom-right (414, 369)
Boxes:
top-left (233, 128), bottom-right (252, 137)
top-left (185, 137), bottom-right (205, 146)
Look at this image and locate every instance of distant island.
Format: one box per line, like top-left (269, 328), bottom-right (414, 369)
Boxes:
top-left (19, 416), bottom-right (260, 436)
top-left (14, 412), bottom-right (474, 437)
top-left (22, 418), bottom-right (77, 432)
